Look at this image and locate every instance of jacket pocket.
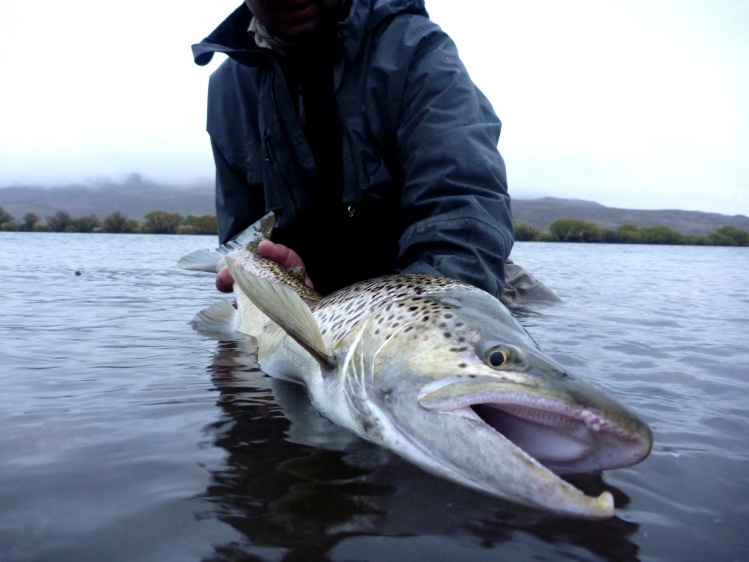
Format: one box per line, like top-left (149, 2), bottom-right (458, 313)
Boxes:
top-left (341, 120), bottom-right (399, 206)
top-left (261, 133), bottom-right (288, 213)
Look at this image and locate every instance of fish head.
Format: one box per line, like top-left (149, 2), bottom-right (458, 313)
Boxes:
top-left (352, 288), bottom-right (653, 517)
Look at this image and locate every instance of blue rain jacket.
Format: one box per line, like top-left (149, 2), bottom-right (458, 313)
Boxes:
top-left (193, 0), bottom-right (514, 297)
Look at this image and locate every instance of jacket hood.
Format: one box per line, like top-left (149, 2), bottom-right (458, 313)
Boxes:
top-left (192, 0), bottom-right (428, 66)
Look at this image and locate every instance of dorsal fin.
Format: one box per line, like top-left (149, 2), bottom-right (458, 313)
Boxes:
top-left (233, 211), bottom-right (276, 246)
top-left (178, 212), bottom-right (276, 272)
top-left (227, 259), bottom-right (336, 371)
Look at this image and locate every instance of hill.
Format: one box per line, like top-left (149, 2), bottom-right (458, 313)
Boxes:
top-left (512, 197), bottom-right (749, 235)
top-left (1, 183), bottom-right (747, 235)
top-left (0, 177), bottom-right (215, 222)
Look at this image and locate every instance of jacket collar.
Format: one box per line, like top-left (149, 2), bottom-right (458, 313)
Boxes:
top-left (191, 0), bottom-right (428, 67)
top-left (192, 4), bottom-right (255, 66)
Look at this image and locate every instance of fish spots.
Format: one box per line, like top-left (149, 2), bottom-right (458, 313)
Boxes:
top-left (438, 320), bottom-right (454, 339)
top-left (306, 273), bottom-right (478, 346)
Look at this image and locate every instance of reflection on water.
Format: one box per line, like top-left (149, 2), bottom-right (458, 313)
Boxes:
top-left (200, 338), bottom-right (642, 561)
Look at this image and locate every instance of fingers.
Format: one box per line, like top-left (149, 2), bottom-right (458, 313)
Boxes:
top-left (217, 241), bottom-right (314, 293)
top-left (258, 240), bottom-right (305, 270)
top-left (215, 266), bottom-right (234, 293)
top-left (258, 240), bottom-right (314, 289)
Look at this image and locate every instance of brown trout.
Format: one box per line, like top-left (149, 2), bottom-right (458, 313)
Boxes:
top-left (179, 213), bottom-right (653, 518)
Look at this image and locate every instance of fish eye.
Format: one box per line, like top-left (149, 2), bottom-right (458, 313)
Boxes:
top-left (486, 347), bottom-right (509, 368)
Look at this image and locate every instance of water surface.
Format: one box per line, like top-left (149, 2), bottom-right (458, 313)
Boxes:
top-left (1, 233), bottom-right (748, 561)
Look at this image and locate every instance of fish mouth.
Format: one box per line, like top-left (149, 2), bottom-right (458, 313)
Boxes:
top-left (469, 402), bottom-right (637, 475)
top-left (419, 381), bottom-right (652, 476)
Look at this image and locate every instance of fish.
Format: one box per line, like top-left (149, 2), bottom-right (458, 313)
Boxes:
top-left (179, 212), bottom-right (653, 518)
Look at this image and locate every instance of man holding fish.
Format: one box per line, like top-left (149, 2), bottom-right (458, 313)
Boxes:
top-left (185, 1), bottom-right (653, 517)
top-left (193, 0), bottom-right (514, 297)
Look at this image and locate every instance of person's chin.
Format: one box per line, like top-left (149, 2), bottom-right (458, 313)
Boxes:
top-left (277, 19), bottom-right (323, 42)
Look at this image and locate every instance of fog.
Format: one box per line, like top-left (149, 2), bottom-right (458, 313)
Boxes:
top-left (1, 0), bottom-right (747, 215)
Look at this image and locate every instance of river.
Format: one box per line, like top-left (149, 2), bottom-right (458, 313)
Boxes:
top-left (1, 233), bottom-right (747, 561)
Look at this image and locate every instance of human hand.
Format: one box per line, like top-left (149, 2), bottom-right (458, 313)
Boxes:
top-left (215, 240), bottom-right (313, 293)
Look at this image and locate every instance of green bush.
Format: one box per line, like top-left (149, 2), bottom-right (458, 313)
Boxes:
top-left (143, 211), bottom-right (184, 234)
top-left (549, 219), bottom-right (602, 242)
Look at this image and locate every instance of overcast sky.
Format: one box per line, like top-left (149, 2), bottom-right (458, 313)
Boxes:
top-left (1, 0), bottom-right (747, 215)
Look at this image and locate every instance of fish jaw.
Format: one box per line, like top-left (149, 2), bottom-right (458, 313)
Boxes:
top-left (419, 377), bottom-right (653, 476)
top-left (344, 293), bottom-right (652, 517)
top-left (416, 340), bottom-right (654, 477)
top-left (410, 413), bottom-right (616, 518)
top-left (365, 356), bottom-right (614, 518)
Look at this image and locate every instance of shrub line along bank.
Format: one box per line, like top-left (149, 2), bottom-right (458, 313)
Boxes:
top-left (0, 209), bottom-right (218, 235)
top-left (514, 218), bottom-right (749, 247)
top-left (0, 207), bottom-right (747, 246)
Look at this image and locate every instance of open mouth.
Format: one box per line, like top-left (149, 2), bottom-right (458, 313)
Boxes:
top-left (468, 396), bottom-right (653, 477)
top-left (407, 380), bottom-right (649, 516)
top-left (418, 380), bottom-right (649, 476)
top-left (470, 403), bottom-right (596, 473)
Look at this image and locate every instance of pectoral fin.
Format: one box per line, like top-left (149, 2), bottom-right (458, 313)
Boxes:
top-left (191, 299), bottom-right (238, 333)
top-left (227, 259), bottom-right (336, 371)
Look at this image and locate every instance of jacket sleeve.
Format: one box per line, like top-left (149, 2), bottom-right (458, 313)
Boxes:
top-left (207, 57), bottom-right (269, 246)
top-left (392, 24), bottom-right (514, 298)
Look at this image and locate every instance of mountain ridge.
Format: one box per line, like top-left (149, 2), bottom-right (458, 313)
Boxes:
top-left (1, 184), bottom-right (747, 235)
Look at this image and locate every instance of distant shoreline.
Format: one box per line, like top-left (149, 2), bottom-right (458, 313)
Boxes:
top-left (1, 207), bottom-right (746, 247)
top-left (2, 183), bottom-right (748, 235)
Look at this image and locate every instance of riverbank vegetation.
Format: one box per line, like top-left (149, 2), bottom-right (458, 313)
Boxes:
top-left (514, 218), bottom-right (749, 246)
top-left (0, 208), bottom-right (218, 235)
top-left (1, 207), bottom-right (748, 246)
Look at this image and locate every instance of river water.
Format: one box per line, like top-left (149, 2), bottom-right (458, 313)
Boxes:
top-left (1, 233), bottom-right (747, 561)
